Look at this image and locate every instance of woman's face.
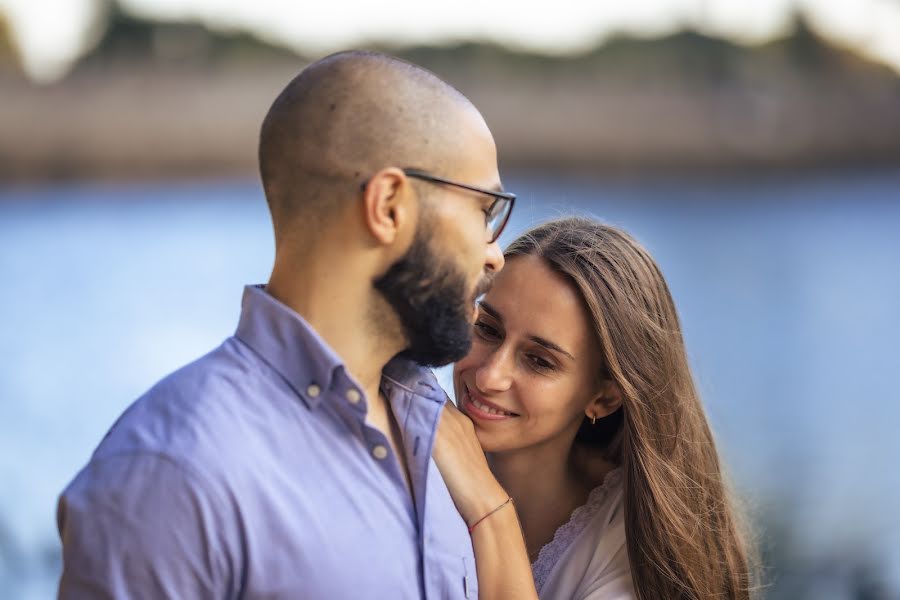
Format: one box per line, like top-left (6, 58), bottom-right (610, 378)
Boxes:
top-left (453, 255), bottom-right (604, 454)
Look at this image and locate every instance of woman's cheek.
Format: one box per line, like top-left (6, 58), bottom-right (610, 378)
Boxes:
top-left (460, 337), bottom-right (490, 369)
top-left (453, 344), bottom-right (483, 397)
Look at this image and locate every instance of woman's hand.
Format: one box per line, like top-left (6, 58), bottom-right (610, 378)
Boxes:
top-left (433, 399), bottom-right (509, 526)
top-left (435, 398), bottom-right (540, 600)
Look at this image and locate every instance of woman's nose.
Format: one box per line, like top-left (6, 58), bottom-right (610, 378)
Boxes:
top-left (474, 345), bottom-right (513, 393)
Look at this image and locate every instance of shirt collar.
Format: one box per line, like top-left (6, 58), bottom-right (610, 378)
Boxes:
top-left (234, 284), bottom-right (449, 409)
top-left (234, 284), bottom-right (343, 409)
top-left (382, 357), bottom-right (448, 405)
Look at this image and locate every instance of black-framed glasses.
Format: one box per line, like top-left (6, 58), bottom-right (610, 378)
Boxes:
top-left (402, 168), bottom-right (516, 243)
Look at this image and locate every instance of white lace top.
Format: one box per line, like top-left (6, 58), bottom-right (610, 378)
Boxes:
top-left (530, 468), bottom-right (635, 600)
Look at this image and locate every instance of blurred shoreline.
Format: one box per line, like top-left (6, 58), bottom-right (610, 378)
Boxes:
top-left (2, 11), bottom-right (900, 184)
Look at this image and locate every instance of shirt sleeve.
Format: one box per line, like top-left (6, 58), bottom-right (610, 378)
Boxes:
top-left (57, 452), bottom-right (238, 600)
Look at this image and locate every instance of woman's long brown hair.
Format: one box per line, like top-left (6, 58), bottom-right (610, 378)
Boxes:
top-left (505, 217), bottom-right (757, 600)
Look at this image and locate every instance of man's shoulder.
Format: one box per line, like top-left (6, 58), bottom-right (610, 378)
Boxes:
top-left (90, 337), bottom-right (274, 474)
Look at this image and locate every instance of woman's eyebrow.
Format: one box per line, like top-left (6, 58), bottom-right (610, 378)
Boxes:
top-left (478, 300), bottom-right (503, 322)
top-left (479, 300), bottom-right (575, 360)
top-left (529, 335), bottom-right (575, 361)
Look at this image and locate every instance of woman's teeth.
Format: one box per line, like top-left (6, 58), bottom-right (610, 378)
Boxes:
top-left (470, 395), bottom-right (514, 416)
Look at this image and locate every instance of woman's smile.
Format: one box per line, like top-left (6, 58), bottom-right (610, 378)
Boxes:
top-left (460, 383), bottom-right (520, 421)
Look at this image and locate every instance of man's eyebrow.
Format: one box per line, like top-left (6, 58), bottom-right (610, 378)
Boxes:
top-left (478, 301), bottom-right (576, 361)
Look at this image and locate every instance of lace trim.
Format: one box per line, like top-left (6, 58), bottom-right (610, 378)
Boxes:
top-left (530, 468), bottom-right (623, 594)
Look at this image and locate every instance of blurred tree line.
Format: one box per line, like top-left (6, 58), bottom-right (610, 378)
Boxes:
top-left (2, 1), bottom-right (899, 179)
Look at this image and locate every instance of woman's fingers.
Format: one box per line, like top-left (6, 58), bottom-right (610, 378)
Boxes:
top-left (438, 402), bottom-right (477, 447)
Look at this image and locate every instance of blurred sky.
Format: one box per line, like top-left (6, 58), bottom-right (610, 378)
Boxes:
top-left (2, 0), bottom-right (900, 82)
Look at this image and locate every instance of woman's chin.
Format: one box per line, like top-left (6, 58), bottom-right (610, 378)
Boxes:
top-left (458, 396), bottom-right (522, 453)
top-left (471, 429), bottom-right (513, 454)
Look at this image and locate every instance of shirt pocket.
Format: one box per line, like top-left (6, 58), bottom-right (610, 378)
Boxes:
top-left (429, 546), bottom-right (478, 599)
top-left (424, 460), bottom-right (479, 598)
top-left (460, 555), bottom-right (477, 599)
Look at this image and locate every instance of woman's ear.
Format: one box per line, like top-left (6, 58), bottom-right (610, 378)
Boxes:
top-left (586, 379), bottom-right (623, 421)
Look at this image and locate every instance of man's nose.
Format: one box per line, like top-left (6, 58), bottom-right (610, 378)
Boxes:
top-left (485, 239), bottom-right (505, 273)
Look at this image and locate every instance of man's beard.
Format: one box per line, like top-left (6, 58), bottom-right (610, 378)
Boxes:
top-left (374, 224), bottom-right (488, 367)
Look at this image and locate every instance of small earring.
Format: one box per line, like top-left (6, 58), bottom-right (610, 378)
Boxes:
top-left (590, 415), bottom-right (597, 425)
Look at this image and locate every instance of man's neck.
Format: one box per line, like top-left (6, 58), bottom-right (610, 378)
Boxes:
top-left (308, 303), bottom-right (397, 402)
top-left (266, 258), bottom-right (405, 408)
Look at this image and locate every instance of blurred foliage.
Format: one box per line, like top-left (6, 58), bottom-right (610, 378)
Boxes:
top-left (0, 9), bottom-right (23, 75)
top-left (66, 3), bottom-right (898, 85)
top-left (388, 16), bottom-right (897, 89)
top-left (73, 0), bottom-right (304, 74)
top-left (3, 2), bottom-right (899, 178)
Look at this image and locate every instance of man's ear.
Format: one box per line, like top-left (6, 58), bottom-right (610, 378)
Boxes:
top-left (360, 167), bottom-right (417, 246)
top-left (586, 379), bottom-right (624, 421)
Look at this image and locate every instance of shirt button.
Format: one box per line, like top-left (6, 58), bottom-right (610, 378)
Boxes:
top-left (346, 389), bottom-right (361, 404)
top-left (372, 445), bottom-right (389, 460)
top-left (307, 384), bottom-right (321, 398)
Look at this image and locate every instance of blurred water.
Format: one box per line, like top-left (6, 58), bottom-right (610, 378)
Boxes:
top-left (1, 170), bottom-right (899, 598)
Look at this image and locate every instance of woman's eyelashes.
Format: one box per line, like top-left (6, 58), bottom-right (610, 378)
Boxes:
top-left (474, 319), bottom-right (558, 374)
top-left (526, 353), bottom-right (556, 372)
top-left (474, 319), bottom-right (502, 341)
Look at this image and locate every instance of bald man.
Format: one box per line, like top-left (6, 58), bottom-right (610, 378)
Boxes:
top-left (57, 51), bottom-right (516, 599)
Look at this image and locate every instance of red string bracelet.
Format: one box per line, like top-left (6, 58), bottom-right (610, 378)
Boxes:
top-left (467, 496), bottom-right (513, 533)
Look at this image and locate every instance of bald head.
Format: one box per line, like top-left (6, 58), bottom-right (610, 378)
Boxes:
top-left (259, 50), bottom-right (492, 241)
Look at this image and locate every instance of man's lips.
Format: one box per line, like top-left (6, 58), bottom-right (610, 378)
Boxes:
top-left (461, 383), bottom-right (519, 418)
top-left (472, 274), bottom-right (494, 302)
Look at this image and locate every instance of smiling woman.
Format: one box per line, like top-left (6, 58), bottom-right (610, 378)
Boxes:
top-left (432, 216), bottom-right (756, 600)
top-left (456, 256), bottom-right (614, 451)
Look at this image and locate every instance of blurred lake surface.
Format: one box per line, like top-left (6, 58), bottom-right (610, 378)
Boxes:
top-left (1, 169), bottom-right (899, 598)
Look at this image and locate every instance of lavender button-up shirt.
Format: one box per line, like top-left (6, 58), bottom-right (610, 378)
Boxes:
top-left (58, 285), bottom-right (477, 599)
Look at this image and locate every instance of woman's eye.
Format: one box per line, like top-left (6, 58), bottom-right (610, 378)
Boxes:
top-left (527, 355), bottom-right (555, 372)
top-left (474, 321), bottom-right (500, 340)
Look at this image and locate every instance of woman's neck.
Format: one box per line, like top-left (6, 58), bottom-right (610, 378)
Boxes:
top-left (488, 440), bottom-right (600, 561)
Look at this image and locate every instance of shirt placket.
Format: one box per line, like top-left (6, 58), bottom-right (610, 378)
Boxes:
top-left (325, 375), bottom-right (421, 529)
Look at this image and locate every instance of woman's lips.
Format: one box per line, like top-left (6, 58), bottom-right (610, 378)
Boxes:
top-left (461, 384), bottom-right (519, 421)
